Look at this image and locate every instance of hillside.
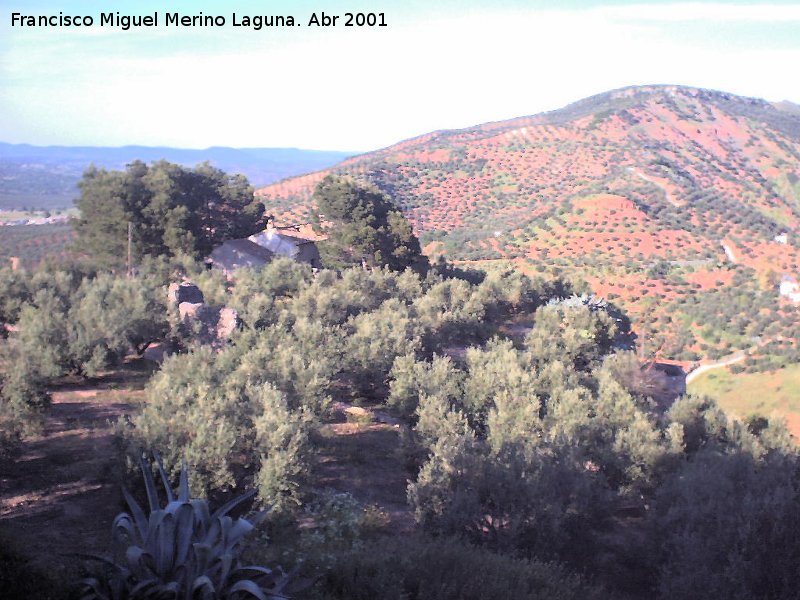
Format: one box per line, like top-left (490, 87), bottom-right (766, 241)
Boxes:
top-left (257, 85), bottom-right (800, 365)
top-left (0, 143), bottom-right (354, 209)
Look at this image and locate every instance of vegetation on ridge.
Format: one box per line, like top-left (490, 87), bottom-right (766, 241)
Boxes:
top-left (257, 85), bottom-right (800, 370)
top-left (2, 92), bottom-right (800, 598)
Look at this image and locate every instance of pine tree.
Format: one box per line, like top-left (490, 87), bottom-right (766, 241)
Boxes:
top-left (73, 161), bottom-right (267, 268)
top-left (312, 175), bottom-right (427, 272)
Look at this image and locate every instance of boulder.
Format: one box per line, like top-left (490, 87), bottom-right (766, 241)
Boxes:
top-left (168, 281), bottom-right (204, 308)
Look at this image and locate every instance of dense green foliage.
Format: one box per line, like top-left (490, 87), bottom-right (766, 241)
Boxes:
top-left (126, 347), bottom-right (316, 509)
top-left (400, 326), bottom-right (799, 597)
top-left (122, 259), bottom-right (554, 502)
top-left (312, 175), bottom-right (427, 271)
top-left (3, 250), bottom-right (800, 599)
top-left (73, 161), bottom-right (267, 268)
top-left (311, 535), bottom-right (608, 600)
top-left (0, 264), bottom-right (168, 456)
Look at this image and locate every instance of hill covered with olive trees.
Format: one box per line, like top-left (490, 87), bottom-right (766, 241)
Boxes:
top-left (258, 85), bottom-right (800, 371)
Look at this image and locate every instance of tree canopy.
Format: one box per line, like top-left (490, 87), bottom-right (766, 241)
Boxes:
top-left (73, 160), bottom-right (267, 268)
top-left (312, 175), bottom-right (427, 271)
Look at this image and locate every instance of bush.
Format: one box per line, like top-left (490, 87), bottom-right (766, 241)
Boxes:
top-left (311, 535), bottom-right (608, 600)
top-left (343, 299), bottom-right (422, 396)
top-left (387, 353), bottom-right (463, 418)
top-left (124, 348), bottom-right (313, 506)
top-left (650, 449), bottom-right (800, 600)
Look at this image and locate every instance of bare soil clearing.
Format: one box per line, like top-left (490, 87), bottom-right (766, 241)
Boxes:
top-left (0, 363), bottom-right (151, 591)
top-left (314, 403), bottom-right (414, 533)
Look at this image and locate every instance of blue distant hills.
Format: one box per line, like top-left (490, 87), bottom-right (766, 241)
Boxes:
top-left (0, 142), bottom-right (355, 210)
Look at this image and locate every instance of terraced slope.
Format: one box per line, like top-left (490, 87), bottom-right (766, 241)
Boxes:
top-left (257, 85), bottom-right (800, 365)
top-left (259, 86), bottom-right (799, 263)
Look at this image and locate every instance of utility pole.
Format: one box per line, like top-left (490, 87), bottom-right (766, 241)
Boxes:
top-left (127, 221), bottom-right (133, 278)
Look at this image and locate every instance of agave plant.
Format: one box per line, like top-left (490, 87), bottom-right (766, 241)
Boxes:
top-left (81, 452), bottom-right (306, 599)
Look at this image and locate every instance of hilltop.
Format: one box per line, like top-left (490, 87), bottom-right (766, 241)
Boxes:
top-left (258, 85), bottom-right (800, 264)
top-left (257, 85), bottom-right (800, 365)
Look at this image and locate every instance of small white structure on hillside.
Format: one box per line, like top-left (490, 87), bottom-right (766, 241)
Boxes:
top-left (779, 275), bottom-right (800, 303)
top-left (775, 233), bottom-right (789, 245)
top-left (248, 221), bottom-right (321, 267)
top-left (208, 219), bottom-right (322, 276)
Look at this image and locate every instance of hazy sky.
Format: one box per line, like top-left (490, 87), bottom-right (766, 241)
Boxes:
top-left (1, 0), bottom-right (799, 151)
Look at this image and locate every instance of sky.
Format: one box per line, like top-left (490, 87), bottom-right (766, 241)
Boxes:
top-left (1, 0), bottom-right (799, 152)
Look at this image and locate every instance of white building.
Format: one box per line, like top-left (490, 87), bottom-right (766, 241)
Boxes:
top-left (779, 275), bottom-right (800, 303)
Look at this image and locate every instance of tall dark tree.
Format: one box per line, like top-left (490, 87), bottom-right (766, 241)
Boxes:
top-left (73, 161), bottom-right (266, 268)
top-left (312, 175), bottom-right (427, 271)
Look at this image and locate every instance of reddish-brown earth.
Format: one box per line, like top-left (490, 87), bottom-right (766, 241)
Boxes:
top-left (257, 85), bottom-right (800, 363)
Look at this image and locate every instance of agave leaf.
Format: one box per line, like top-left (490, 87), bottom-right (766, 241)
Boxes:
top-left (79, 577), bottom-right (110, 600)
top-left (216, 516), bottom-right (234, 551)
top-left (171, 563), bottom-right (188, 596)
top-left (156, 511), bottom-right (176, 576)
top-left (191, 499), bottom-right (212, 537)
top-left (76, 553), bottom-right (125, 570)
top-left (139, 452), bottom-right (161, 513)
top-left (202, 517), bottom-right (222, 548)
top-left (173, 502), bottom-right (195, 566)
top-left (165, 499), bottom-right (187, 514)
top-left (211, 488), bottom-right (256, 520)
top-left (191, 574), bottom-right (216, 598)
top-left (218, 552), bottom-right (234, 588)
top-left (129, 578), bottom-right (161, 597)
top-left (191, 575), bottom-right (215, 589)
top-left (153, 450), bottom-right (175, 504)
top-left (144, 510), bottom-right (168, 553)
top-left (226, 518), bottom-right (255, 549)
top-left (236, 566), bottom-right (274, 579)
top-left (112, 513), bottom-right (137, 547)
top-left (192, 543), bottom-right (213, 575)
top-left (126, 545), bottom-right (148, 570)
top-left (227, 579), bottom-right (273, 600)
top-left (121, 486), bottom-right (149, 542)
top-left (179, 461), bottom-right (190, 502)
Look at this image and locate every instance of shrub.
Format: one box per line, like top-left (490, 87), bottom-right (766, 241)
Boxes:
top-left (125, 348), bottom-right (313, 504)
top-left (650, 449), bottom-right (800, 600)
top-left (344, 299), bottom-right (422, 396)
top-left (387, 353), bottom-right (463, 418)
top-left (311, 534), bottom-right (608, 600)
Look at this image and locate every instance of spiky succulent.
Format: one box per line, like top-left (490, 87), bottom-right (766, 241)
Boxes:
top-left (81, 453), bottom-right (305, 600)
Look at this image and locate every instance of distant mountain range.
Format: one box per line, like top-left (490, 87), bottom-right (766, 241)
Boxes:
top-left (0, 143), bottom-right (354, 209)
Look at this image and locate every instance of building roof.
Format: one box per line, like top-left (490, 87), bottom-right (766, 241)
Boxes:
top-left (209, 238), bottom-right (275, 273)
top-left (248, 226), bottom-right (322, 267)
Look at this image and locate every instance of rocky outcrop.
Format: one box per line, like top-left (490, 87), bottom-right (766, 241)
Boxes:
top-left (169, 281), bottom-right (239, 350)
top-left (168, 281), bottom-right (205, 307)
